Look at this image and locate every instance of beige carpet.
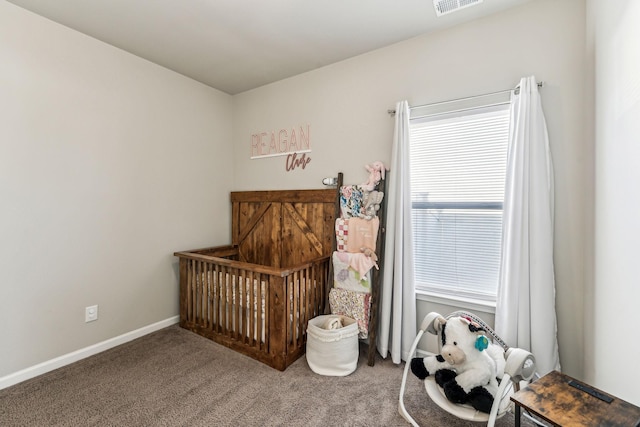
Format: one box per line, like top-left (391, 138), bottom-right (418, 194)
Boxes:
top-left (0, 325), bottom-right (536, 426)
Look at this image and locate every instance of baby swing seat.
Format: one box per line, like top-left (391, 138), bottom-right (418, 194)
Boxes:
top-left (399, 311), bottom-right (536, 427)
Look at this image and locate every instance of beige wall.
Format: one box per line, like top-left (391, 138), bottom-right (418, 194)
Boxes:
top-left (0, 2), bottom-right (233, 378)
top-left (233, 0), bottom-right (589, 378)
top-left (587, 0), bottom-right (640, 405)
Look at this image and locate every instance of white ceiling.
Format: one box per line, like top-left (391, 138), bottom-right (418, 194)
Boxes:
top-left (7, 0), bottom-right (534, 95)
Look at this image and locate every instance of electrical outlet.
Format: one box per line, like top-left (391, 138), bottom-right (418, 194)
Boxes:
top-left (85, 305), bottom-right (98, 322)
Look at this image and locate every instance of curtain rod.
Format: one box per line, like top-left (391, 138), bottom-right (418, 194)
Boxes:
top-left (387, 81), bottom-right (544, 116)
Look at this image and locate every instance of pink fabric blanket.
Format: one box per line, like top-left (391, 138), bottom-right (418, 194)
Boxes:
top-left (335, 217), bottom-right (379, 253)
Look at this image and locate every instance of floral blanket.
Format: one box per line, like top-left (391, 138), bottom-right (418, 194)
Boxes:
top-left (329, 288), bottom-right (371, 339)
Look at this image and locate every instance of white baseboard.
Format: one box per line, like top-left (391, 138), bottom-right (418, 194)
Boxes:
top-left (0, 316), bottom-right (180, 391)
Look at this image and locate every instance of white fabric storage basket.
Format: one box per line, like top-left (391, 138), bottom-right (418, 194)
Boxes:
top-left (306, 315), bottom-right (359, 376)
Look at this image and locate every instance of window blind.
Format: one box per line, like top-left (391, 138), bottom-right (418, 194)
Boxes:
top-left (409, 104), bottom-right (510, 301)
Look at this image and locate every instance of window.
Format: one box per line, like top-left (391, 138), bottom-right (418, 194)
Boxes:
top-left (409, 100), bottom-right (510, 302)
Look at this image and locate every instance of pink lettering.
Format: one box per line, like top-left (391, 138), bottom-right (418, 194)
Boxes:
top-left (289, 128), bottom-right (298, 151)
top-left (259, 132), bottom-right (268, 155)
top-left (279, 129), bottom-right (288, 152)
top-left (250, 134), bottom-right (260, 157)
top-left (269, 132), bottom-right (278, 154)
top-left (299, 125), bottom-right (310, 150)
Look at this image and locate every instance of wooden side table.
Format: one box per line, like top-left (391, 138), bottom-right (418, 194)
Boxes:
top-left (511, 370), bottom-right (640, 427)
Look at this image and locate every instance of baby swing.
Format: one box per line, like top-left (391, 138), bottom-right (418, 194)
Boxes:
top-left (398, 311), bottom-right (537, 427)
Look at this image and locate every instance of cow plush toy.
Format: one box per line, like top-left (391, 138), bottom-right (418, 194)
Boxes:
top-left (410, 315), bottom-right (505, 413)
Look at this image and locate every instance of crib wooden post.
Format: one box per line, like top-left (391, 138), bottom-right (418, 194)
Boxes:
top-left (269, 275), bottom-right (287, 371)
top-left (179, 258), bottom-right (188, 327)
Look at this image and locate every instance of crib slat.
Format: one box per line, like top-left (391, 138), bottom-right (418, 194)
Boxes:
top-left (206, 262), bottom-right (212, 330)
top-left (193, 260), bottom-right (198, 324)
top-left (304, 266), bottom-right (311, 345)
top-left (232, 267), bottom-right (237, 340)
top-left (221, 265), bottom-right (228, 335)
top-left (189, 260), bottom-right (196, 323)
top-left (227, 266), bottom-right (232, 337)
top-left (319, 263), bottom-right (324, 315)
top-left (241, 271), bottom-right (246, 343)
top-left (200, 260), bottom-right (205, 325)
top-left (214, 264), bottom-right (218, 333)
top-left (303, 266), bottom-right (308, 345)
top-left (234, 268), bottom-right (239, 340)
top-left (248, 272), bottom-right (253, 345)
top-left (214, 263), bottom-right (221, 334)
top-left (309, 267), bottom-right (314, 335)
top-left (247, 275), bottom-right (251, 347)
top-left (200, 260), bottom-right (206, 325)
top-left (294, 271), bottom-right (300, 348)
top-left (195, 261), bottom-right (201, 326)
top-left (204, 262), bottom-right (209, 330)
top-left (195, 259), bottom-right (200, 323)
top-left (186, 259), bottom-right (191, 323)
top-left (312, 263), bottom-right (318, 317)
top-left (235, 268), bottom-right (241, 341)
top-left (243, 269), bottom-right (248, 343)
top-left (204, 261), bottom-right (209, 328)
top-left (228, 268), bottom-right (232, 335)
top-left (246, 270), bottom-right (251, 345)
top-left (308, 263), bottom-right (314, 320)
top-left (258, 274), bottom-right (265, 352)
top-left (194, 260), bottom-right (199, 324)
top-left (298, 269), bottom-right (304, 347)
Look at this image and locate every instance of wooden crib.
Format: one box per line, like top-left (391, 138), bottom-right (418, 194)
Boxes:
top-left (174, 189), bottom-right (337, 371)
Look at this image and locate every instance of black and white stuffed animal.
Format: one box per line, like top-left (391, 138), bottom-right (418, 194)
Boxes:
top-left (410, 315), bottom-right (505, 413)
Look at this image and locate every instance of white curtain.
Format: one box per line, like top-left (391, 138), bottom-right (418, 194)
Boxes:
top-left (377, 100), bottom-right (417, 364)
top-left (495, 76), bottom-right (561, 375)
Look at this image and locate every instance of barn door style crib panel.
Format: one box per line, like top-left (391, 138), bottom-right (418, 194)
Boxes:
top-left (231, 189), bottom-right (336, 268)
top-left (174, 188), bottom-right (338, 371)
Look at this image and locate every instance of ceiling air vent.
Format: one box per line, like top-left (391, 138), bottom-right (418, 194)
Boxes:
top-left (433, 0), bottom-right (484, 17)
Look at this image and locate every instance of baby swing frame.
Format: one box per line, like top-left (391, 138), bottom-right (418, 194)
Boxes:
top-left (398, 311), bottom-right (537, 427)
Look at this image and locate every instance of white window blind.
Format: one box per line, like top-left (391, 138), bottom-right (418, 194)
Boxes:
top-left (409, 103), bottom-right (510, 302)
